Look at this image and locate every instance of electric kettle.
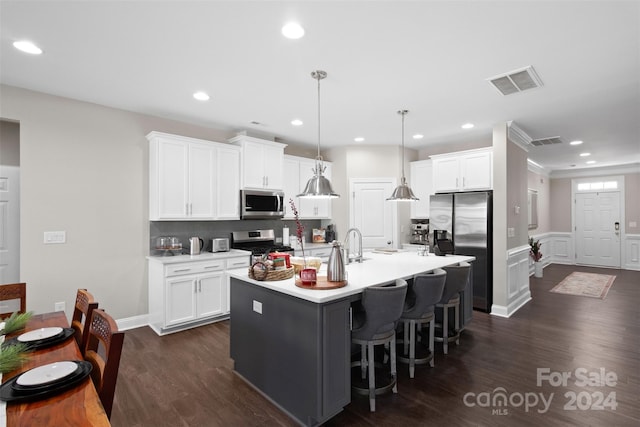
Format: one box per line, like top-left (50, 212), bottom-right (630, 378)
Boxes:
top-left (189, 237), bottom-right (204, 255)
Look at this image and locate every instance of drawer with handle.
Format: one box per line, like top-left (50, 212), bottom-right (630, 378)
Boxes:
top-left (165, 260), bottom-right (225, 277)
top-left (226, 257), bottom-right (251, 269)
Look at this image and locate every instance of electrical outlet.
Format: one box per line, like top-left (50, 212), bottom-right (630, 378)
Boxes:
top-left (253, 300), bottom-right (262, 314)
top-left (54, 301), bottom-right (65, 312)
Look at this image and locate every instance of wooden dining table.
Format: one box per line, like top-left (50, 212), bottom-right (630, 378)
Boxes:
top-left (2, 311), bottom-right (110, 426)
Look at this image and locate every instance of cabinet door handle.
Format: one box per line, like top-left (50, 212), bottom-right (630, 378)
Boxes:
top-left (204, 265), bottom-right (220, 270)
top-left (174, 268), bottom-right (191, 273)
top-left (456, 177), bottom-right (459, 188)
top-left (463, 177), bottom-right (466, 187)
top-left (198, 280), bottom-right (202, 292)
top-left (186, 203), bottom-right (189, 216)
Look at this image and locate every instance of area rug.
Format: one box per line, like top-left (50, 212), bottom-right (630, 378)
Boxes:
top-left (550, 272), bottom-right (616, 299)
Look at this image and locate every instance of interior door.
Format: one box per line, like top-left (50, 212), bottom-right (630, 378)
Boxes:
top-left (350, 179), bottom-right (395, 249)
top-left (575, 191), bottom-right (621, 267)
top-left (0, 164), bottom-right (20, 283)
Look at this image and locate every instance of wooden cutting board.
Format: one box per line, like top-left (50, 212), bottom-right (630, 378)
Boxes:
top-left (295, 275), bottom-right (347, 290)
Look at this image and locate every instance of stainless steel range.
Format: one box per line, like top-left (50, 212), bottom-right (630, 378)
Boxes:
top-left (231, 229), bottom-right (295, 256)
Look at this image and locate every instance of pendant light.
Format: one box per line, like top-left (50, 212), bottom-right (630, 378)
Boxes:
top-left (387, 110), bottom-right (419, 201)
top-left (297, 70), bottom-right (339, 198)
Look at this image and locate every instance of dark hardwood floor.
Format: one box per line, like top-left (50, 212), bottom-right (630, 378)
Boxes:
top-left (110, 264), bottom-right (640, 426)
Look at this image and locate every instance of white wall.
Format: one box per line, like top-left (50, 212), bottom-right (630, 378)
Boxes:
top-left (0, 85), bottom-right (233, 320)
top-left (324, 145), bottom-right (417, 245)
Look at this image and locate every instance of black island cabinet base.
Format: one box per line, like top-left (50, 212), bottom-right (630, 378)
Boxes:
top-left (230, 277), bottom-right (351, 426)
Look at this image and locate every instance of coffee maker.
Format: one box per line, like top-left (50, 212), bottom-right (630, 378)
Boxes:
top-left (410, 219), bottom-right (429, 244)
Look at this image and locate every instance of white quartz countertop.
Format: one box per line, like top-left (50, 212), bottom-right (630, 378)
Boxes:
top-left (147, 249), bottom-right (251, 265)
top-left (227, 250), bottom-right (475, 303)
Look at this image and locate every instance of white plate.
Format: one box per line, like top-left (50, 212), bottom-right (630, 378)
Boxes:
top-left (16, 361), bottom-right (78, 386)
top-left (17, 327), bottom-right (63, 343)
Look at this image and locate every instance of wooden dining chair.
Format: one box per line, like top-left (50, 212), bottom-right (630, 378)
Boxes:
top-left (71, 289), bottom-right (99, 354)
top-left (84, 309), bottom-right (125, 419)
top-left (0, 282), bottom-right (27, 315)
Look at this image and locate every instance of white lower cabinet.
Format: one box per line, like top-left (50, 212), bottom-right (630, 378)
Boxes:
top-left (165, 271), bottom-right (225, 326)
top-left (296, 246), bottom-right (333, 262)
top-left (148, 254), bottom-right (250, 335)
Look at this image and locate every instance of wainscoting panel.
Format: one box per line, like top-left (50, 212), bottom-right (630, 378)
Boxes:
top-left (624, 234), bottom-right (640, 271)
top-left (493, 245), bottom-right (531, 318)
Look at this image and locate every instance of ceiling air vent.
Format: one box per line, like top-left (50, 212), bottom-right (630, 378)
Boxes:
top-left (530, 136), bottom-right (563, 146)
top-left (487, 66), bottom-right (543, 96)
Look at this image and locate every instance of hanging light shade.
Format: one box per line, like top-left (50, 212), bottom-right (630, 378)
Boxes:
top-left (298, 70), bottom-right (339, 198)
top-left (387, 110), bottom-right (419, 201)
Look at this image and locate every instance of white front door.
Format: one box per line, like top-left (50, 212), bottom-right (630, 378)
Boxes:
top-left (0, 164), bottom-right (20, 283)
top-left (350, 178), bottom-right (396, 249)
top-left (575, 191), bottom-right (621, 267)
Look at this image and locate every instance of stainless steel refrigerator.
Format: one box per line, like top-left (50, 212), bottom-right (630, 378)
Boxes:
top-left (430, 191), bottom-right (493, 312)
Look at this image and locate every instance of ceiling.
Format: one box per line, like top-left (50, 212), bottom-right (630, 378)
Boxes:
top-left (1, 1), bottom-right (639, 173)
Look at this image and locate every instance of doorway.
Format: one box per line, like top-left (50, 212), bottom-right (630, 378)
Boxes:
top-left (0, 120), bottom-right (21, 283)
top-left (573, 177), bottom-right (623, 268)
top-left (349, 178), bottom-right (396, 249)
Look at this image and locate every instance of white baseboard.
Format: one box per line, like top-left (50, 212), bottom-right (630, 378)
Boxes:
top-left (116, 314), bottom-right (149, 331)
top-left (491, 291), bottom-right (531, 318)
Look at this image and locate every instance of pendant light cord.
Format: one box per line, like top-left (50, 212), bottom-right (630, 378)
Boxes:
top-left (399, 109), bottom-right (408, 181)
top-left (317, 73), bottom-right (321, 161)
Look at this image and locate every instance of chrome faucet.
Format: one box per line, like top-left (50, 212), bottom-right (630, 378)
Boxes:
top-left (343, 228), bottom-right (363, 263)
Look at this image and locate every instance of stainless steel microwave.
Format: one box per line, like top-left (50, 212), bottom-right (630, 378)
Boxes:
top-left (240, 189), bottom-right (285, 219)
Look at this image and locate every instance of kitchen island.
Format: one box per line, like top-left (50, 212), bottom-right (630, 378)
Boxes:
top-left (227, 251), bottom-right (475, 426)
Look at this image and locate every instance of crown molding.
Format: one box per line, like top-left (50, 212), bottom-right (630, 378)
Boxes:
top-left (550, 162), bottom-right (640, 179)
top-left (507, 121), bottom-right (532, 152)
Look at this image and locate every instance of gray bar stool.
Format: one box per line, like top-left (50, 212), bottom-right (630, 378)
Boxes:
top-left (397, 269), bottom-right (447, 378)
top-left (435, 262), bottom-right (471, 354)
top-left (351, 279), bottom-right (407, 412)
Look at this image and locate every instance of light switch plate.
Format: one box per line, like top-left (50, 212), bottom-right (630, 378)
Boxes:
top-left (44, 231), bottom-right (66, 244)
top-left (507, 227), bottom-right (515, 238)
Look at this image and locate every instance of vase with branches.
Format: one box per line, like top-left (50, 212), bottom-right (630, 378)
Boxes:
top-left (289, 198), bottom-right (306, 266)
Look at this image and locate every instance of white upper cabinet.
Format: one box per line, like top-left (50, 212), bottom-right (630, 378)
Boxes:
top-left (283, 155), bottom-right (332, 219)
top-left (431, 148), bottom-right (492, 193)
top-left (148, 132), bottom-right (241, 220)
top-left (215, 145), bottom-right (241, 219)
top-left (229, 135), bottom-right (286, 190)
top-left (410, 159), bottom-right (432, 219)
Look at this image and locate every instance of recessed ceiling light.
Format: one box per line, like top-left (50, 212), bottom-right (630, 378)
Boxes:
top-left (282, 22), bottom-right (305, 39)
top-left (291, 119), bottom-right (303, 126)
top-left (586, 160), bottom-right (596, 164)
top-left (13, 40), bottom-right (42, 55)
top-left (413, 134), bottom-right (424, 139)
top-left (570, 140), bottom-right (583, 145)
top-left (354, 137), bottom-right (365, 142)
top-left (461, 123), bottom-right (474, 129)
top-left (579, 152), bottom-right (591, 157)
top-left (193, 91), bottom-right (210, 101)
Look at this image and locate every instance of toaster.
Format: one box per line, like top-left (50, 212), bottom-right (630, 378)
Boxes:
top-left (211, 238), bottom-right (230, 252)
